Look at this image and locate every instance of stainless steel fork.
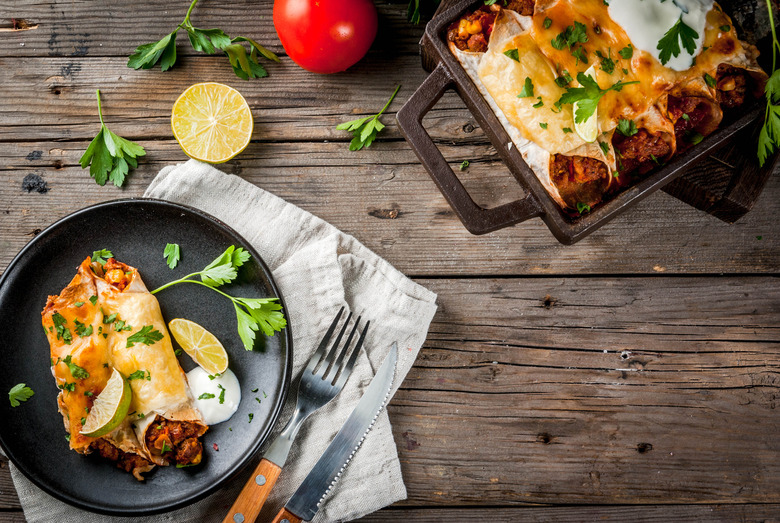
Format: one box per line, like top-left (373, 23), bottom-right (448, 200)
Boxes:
top-left (224, 307), bottom-right (368, 523)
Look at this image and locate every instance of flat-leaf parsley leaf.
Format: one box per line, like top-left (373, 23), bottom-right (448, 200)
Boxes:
top-left (337, 85), bottom-right (401, 151)
top-left (164, 243), bottom-right (181, 269)
top-left (557, 73), bottom-right (639, 124)
top-left (657, 17), bottom-right (699, 66)
top-left (757, 0), bottom-right (780, 166)
top-left (79, 90), bottom-right (145, 188)
top-left (126, 326), bottom-right (164, 348)
top-left (8, 383), bottom-right (34, 407)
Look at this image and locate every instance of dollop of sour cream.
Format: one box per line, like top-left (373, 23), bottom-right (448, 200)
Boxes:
top-left (187, 367), bottom-right (241, 425)
top-left (608, 0), bottom-right (713, 71)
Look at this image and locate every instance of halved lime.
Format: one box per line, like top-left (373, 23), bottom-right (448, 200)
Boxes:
top-left (574, 65), bottom-right (599, 143)
top-left (80, 368), bottom-right (132, 437)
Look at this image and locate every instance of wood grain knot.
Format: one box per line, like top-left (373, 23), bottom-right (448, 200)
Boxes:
top-left (369, 208), bottom-right (401, 219)
top-left (636, 443), bottom-right (653, 453)
top-left (542, 295), bottom-right (556, 309)
top-left (537, 432), bottom-right (552, 444)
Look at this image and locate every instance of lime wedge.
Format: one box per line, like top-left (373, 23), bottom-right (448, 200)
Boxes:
top-left (80, 368), bottom-right (132, 437)
top-left (574, 65), bottom-right (599, 143)
top-left (169, 318), bottom-right (229, 375)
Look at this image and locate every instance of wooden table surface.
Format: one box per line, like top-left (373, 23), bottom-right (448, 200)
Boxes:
top-left (1, 1), bottom-right (779, 521)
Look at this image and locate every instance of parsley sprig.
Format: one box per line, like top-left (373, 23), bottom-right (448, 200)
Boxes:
top-left (151, 246), bottom-right (287, 351)
top-left (657, 16), bottom-right (698, 66)
top-left (337, 85), bottom-right (401, 151)
top-left (8, 384), bottom-right (34, 407)
top-left (164, 243), bottom-right (181, 269)
top-left (127, 0), bottom-right (279, 80)
top-left (557, 73), bottom-right (639, 124)
top-left (758, 0), bottom-right (780, 166)
top-left (126, 326), bottom-right (165, 348)
top-left (79, 90), bottom-right (146, 188)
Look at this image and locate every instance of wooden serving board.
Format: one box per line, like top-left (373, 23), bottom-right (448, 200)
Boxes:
top-left (426, 0), bottom-right (778, 223)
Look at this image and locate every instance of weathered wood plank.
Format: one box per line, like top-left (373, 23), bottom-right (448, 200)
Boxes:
top-left (1, 141), bottom-right (779, 276)
top-left (0, 456), bottom-right (21, 510)
top-left (391, 276), bottom-right (780, 505)
top-left (0, 513), bottom-right (24, 523)
top-left (360, 505), bottom-right (780, 522)
top-left (0, 0), bottom-right (421, 58)
top-left (0, 56), bottom-right (475, 143)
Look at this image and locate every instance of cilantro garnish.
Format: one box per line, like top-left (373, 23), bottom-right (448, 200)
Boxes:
top-left (543, 17), bottom-right (552, 29)
top-left (540, 122), bottom-right (548, 129)
top-left (75, 301), bottom-right (84, 307)
top-left (577, 202), bottom-right (591, 214)
top-left (572, 46), bottom-right (588, 65)
top-left (557, 73), bottom-right (639, 124)
top-left (704, 73), bottom-right (716, 88)
top-left (562, 127), bottom-right (573, 133)
top-left (218, 384), bottom-right (226, 404)
top-left (459, 160), bottom-right (469, 171)
top-left (52, 312), bottom-right (72, 345)
top-left (127, 0), bottom-right (278, 80)
top-left (517, 77), bottom-right (534, 98)
top-left (617, 118), bottom-right (638, 137)
top-left (337, 85), bottom-right (400, 151)
top-left (164, 243), bottom-right (181, 269)
top-left (687, 131), bottom-right (704, 145)
top-left (551, 21), bottom-right (588, 51)
top-left (127, 370), bottom-right (151, 381)
top-left (599, 141), bottom-right (610, 155)
top-left (126, 326), bottom-right (164, 348)
top-left (407, 0), bottom-right (422, 24)
top-left (198, 392), bottom-right (216, 400)
top-left (89, 295), bottom-right (98, 305)
top-left (58, 382), bottom-right (76, 392)
top-left (91, 249), bottom-right (113, 265)
top-left (555, 70), bottom-right (573, 87)
top-left (248, 413), bottom-right (254, 423)
top-left (161, 440), bottom-right (172, 454)
top-left (503, 48), bottom-right (520, 62)
top-left (657, 17), bottom-right (699, 66)
top-left (758, 0), bottom-right (780, 166)
top-left (532, 97), bottom-right (544, 108)
top-left (151, 245), bottom-right (287, 351)
top-left (62, 355), bottom-right (89, 379)
top-left (79, 90), bottom-right (145, 187)
top-left (102, 312), bottom-right (118, 324)
top-left (596, 49), bottom-right (615, 74)
top-left (720, 25), bottom-right (730, 32)
top-left (8, 383), bottom-right (34, 407)
top-left (618, 44), bottom-right (633, 60)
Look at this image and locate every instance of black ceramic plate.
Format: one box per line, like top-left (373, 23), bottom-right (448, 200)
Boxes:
top-left (0, 198), bottom-right (292, 515)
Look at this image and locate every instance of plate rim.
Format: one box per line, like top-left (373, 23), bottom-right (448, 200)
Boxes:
top-left (0, 197), bottom-right (293, 516)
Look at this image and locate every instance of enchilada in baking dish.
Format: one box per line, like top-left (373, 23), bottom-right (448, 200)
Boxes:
top-left (447, 0), bottom-right (767, 214)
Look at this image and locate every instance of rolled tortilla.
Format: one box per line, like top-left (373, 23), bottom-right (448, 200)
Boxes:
top-left (42, 257), bottom-right (155, 480)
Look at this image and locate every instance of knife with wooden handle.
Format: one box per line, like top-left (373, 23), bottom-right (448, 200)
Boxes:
top-left (271, 343), bottom-right (397, 522)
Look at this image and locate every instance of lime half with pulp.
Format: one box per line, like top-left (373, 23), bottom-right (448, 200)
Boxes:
top-left (80, 368), bottom-right (132, 437)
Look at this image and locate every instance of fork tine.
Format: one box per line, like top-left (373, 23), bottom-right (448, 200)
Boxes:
top-left (304, 307), bottom-right (344, 375)
top-left (325, 317), bottom-right (360, 382)
top-left (333, 320), bottom-right (369, 390)
top-left (315, 312), bottom-right (352, 377)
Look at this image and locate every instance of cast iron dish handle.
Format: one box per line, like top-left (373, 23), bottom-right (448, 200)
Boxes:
top-left (397, 63), bottom-right (544, 235)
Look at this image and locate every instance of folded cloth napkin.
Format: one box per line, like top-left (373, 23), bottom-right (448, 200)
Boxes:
top-left (8, 159), bottom-right (437, 522)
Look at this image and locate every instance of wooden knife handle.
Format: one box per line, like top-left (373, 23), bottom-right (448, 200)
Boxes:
top-left (223, 458), bottom-right (282, 523)
top-left (271, 507), bottom-right (303, 523)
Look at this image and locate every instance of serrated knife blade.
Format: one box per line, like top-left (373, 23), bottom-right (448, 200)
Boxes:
top-left (276, 342), bottom-right (398, 523)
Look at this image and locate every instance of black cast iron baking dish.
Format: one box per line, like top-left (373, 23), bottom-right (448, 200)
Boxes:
top-left (397, 0), bottom-right (776, 244)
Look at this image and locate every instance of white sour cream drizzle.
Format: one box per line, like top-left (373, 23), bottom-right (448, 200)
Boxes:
top-left (187, 367), bottom-right (241, 425)
top-left (608, 0), bottom-right (713, 71)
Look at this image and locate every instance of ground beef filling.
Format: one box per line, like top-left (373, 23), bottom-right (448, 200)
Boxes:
top-left (613, 129), bottom-right (672, 175)
top-left (667, 95), bottom-right (714, 149)
top-left (716, 64), bottom-right (751, 110)
top-left (90, 439), bottom-right (153, 477)
top-left (550, 155), bottom-right (610, 208)
top-left (447, 7), bottom-right (496, 52)
top-left (145, 416), bottom-right (204, 466)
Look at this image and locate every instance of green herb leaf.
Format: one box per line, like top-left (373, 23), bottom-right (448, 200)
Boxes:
top-left (599, 141), bottom-right (610, 155)
top-left (126, 326), bottom-right (164, 348)
top-left (557, 73), bottom-right (639, 124)
top-left (503, 48), bottom-right (520, 62)
top-left (79, 91), bottom-right (145, 188)
top-left (555, 70), bottom-right (573, 87)
top-left (407, 0), bottom-right (421, 24)
top-left (198, 392), bottom-right (216, 400)
top-left (52, 312), bottom-right (73, 345)
top-left (459, 160), bottom-right (469, 171)
top-left (62, 355), bottom-right (89, 379)
top-left (218, 384), bottom-right (226, 404)
top-left (127, 370), bottom-right (151, 381)
top-left (617, 118), bottom-right (638, 137)
top-left (562, 127), bottom-right (573, 133)
top-left (543, 17), bottom-right (552, 29)
top-left (517, 77), bottom-right (534, 98)
top-left (577, 202), bottom-right (591, 214)
top-left (539, 122), bottom-right (548, 129)
top-left (719, 25), bottom-right (730, 32)
top-left (532, 96), bottom-right (544, 108)
top-left (687, 130), bottom-right (704, 145)
top-left (91, 249), bottom-right (113, 265)
top-left (758, 67), bottom-right (780, 166)
top-left (618, 44), bottom-right (633, 60)
top-left (8, 383), bottom-right (34, 407)
top-left (73, 319), bottom-right (94, 338)
top-left (75, 301), bottom-right (85, 307)
top-left (337, 85), bottom-right (400, 151)
top-left (164, 243), bottom-right (181, 269)
top-left (596, 49), bottom-right (615, 74)
top-left (657, 16), bottom-right (699, 66)
top-left (704, 72), bottom-right (716, 88)
top-left (248, 413), bottom-right (254, 423)
top-left (161, 440), bottom-right (172, 453)
top-left (128, 31), bottom-right (177, 70)
top-left (89, 295), bottom-right (98, 305)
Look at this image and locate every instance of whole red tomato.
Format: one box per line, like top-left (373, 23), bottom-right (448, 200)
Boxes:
top-left (273, 0), bottom-right (378, 74)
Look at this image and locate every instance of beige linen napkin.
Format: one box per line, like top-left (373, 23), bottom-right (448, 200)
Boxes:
top-left (8, 159), bottom-right (437, 522)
